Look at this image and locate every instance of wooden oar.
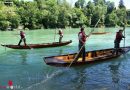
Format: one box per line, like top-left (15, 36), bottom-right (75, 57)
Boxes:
top-left (68, 18), bottom-right (101, 67)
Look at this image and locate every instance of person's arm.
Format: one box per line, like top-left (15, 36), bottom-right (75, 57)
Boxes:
top-left (122, 35), bottom-right (125, 38)
top-left (120, 33), bottom-right (125, 38)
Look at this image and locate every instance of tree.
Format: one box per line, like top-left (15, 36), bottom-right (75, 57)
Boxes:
top-left (116, 8), bottom-right (126, 26)
top-left (17, 2), bottom-right (40, 29)
top-left (93, 0), bottom-right (106, 5)
top-left (70, 8), bottom-right (88, 28)
top-left (56, 0), bottom-right (72, 28)
top-left (106, 1), bottom-right (115, 14)
top-left (105, 12), bottom-right (118, 27)
top-left (90, 0), bottom-right (107, 27)
top-left (118, 0), bottom-right (125, 9)
top-left (74, 0), bottom-right (85, 8)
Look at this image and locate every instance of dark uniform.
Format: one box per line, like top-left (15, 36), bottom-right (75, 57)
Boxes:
top-left (114, 30), bottom-right (125, 54)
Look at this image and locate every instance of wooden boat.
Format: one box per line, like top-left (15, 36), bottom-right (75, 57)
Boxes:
top-left (1, 40), bottom-right (72, 49)
top-left (44, 46), bottom-right (130, 67)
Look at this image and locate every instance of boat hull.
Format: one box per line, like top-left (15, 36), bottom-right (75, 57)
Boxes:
top-left (1, 40), bottom-right (72, 49)
top-left (44, 46), bottom-right (130, 67)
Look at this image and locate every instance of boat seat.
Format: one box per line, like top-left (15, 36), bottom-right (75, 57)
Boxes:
top-left (55, 57), bottom-right (63, 60)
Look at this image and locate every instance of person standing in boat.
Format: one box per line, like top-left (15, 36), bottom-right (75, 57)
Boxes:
top-left (58, 29), bottom-right (63, 43)
top-left (78, 27), bottom-right (88, 62)
top-left (114, 29), bottom-right (125, 54)
top-left (18, 31), bottom-right (27, 46)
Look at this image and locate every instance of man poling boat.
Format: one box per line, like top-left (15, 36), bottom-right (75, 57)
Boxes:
top-left (78, 27), bottom-right (88, 62)
top-left (18, 31), bottom-right (27, 46)
top-left (68, 17), bottom-right (101, 67)
top-left (58, 29), bottom-right (63, 43)
top-left (114, 22), bottom-right (126, 55)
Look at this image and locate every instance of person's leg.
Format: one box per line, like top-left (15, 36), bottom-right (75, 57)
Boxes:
top-left (118, 43), bottom-right (123, 53)
top-left (114, 42), bottom-right (119, 55)
top-left (114, 42), bottom-right (117, 48)
top-left (118, 43), bottom-right (120, 48)
top-left (82, 46), bottom-right (86, 61)
top-left (73, 43), bottom-right (82, 62)
top-left (59, 36), bottom-right (61, 43)
top-left (113, 42), bottom-right (116, 54)
top-left (18, 39), bottom-right (22, 46)
top-left (116, 43), bottom-right (120, 55)
top-left (61, 36), bottom-right (63, 42)
top-left (78, 43), bottom-right (82, 57)
top-left (59, 36), bottom-right (63, 43)
top-left (23, 38), bottom-right (26, 46)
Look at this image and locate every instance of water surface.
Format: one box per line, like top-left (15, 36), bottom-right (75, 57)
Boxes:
top-left (0, 27), bottom-right (130, 90)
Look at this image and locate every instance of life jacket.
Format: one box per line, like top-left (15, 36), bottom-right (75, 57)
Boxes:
top-left (20, 31), bottom-right (25, 38)
top-left (115, 32), bottom-right (123, 42)
top-left (78, 31), bottom-right (86, 43)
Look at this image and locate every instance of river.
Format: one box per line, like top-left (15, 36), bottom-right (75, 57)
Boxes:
top-left (0, 27), bottom-right (130, 90)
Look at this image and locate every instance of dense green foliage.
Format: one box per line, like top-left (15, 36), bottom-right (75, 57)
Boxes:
top-left (0, 0), bottom-right (128, 30)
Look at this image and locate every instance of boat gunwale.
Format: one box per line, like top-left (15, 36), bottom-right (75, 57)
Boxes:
top-left (44, 46), bottom-right (130, 58)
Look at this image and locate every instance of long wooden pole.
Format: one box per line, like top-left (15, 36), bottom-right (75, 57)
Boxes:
top-left (123, 21), bottom-right (126, 47)
top-left (121, 21), bottom-right (126, 47)
top-left (54, 29), bottom-right (56, 42)
top-left (68, 18), bottom-right (101, 67)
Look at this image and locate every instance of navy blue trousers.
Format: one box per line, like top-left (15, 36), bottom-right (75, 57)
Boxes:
top-left (78, 43), bottom-right (86, 61)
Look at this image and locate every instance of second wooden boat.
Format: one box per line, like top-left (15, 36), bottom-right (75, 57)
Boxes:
top-left (44, 46), bottom-right (130, 67)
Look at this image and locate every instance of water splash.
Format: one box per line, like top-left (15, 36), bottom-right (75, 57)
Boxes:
top-left (23, 68), bottom-right (69, 90)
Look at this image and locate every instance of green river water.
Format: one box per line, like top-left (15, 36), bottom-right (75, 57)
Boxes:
top-left (0, 27), bottom-right (130, 90)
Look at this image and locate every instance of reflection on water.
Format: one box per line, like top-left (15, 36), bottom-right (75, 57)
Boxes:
top-left (109, 62), bottom-right (120, 89)
top-left (71, 67), bottom-right (87, 90)
top-left (18, 51), bottom-right (28, 65)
